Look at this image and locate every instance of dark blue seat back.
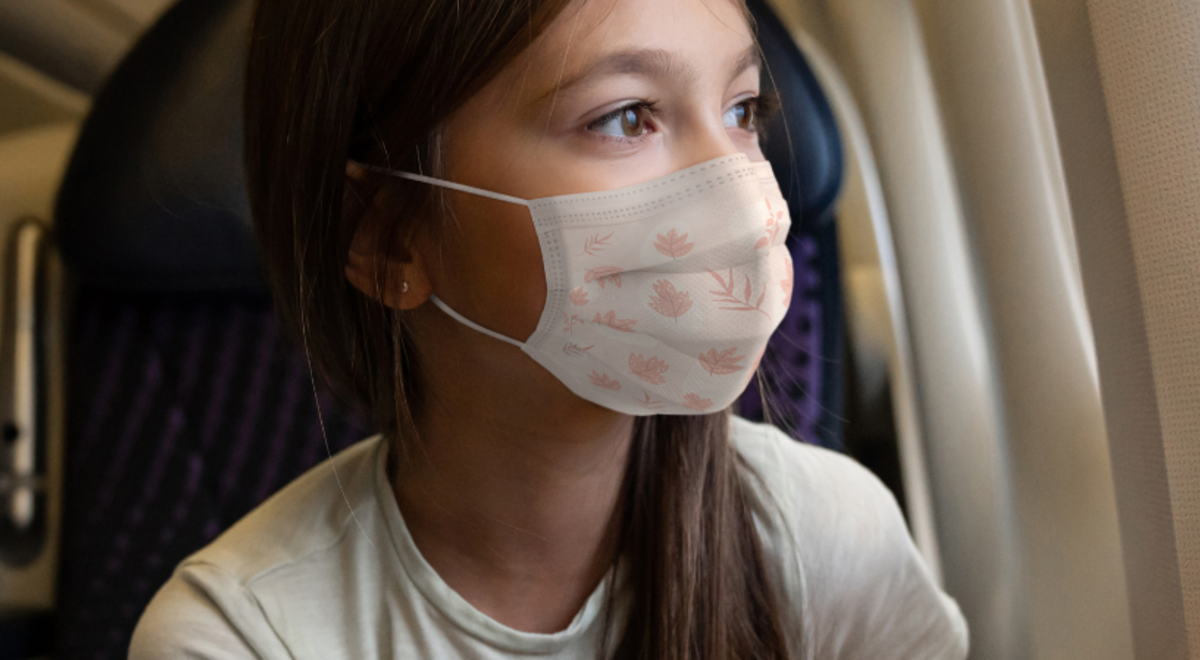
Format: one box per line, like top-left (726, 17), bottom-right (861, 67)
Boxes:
top-left (51, 0), bottom-right (842, 656)
top-left (739, 0), bottom-right (844, 446)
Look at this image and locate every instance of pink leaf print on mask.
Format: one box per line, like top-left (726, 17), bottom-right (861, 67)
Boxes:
top-left (636, 391), bottom-right (665, 410)
top-left (563, 342), bottom-right (594, 357)
top-left (755, 198), bottom-right (785, 250)
top-left (589, 370), bottom-right (621, 391)
top-left (780, 255), bottom-right (794, 309)
top-left (654, 229), bottom-right (695, 259)
top-left (569, 286), bottom-right (590, 307)
top-left (648, 279), bottom-right (693, 321)
top-left (629, 353), bottom-right (669, 385)
top-left (584, 266), bottom-right (624, 289)
top-left (699, 347), bottom-right (746, 376)
top-left (580, 232), bottom-right (614, 256)
top-left (706, 268), bottom-right (770, 318)
top-left (594, 310), bottom-right (638, 332)
top-left (683, 393), bottom-right (714, 411)
top-left (562, 313), bottom-right (584, 334)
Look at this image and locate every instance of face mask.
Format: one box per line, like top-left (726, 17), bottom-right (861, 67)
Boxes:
top-left (358, 154), bottom-right (793, 415)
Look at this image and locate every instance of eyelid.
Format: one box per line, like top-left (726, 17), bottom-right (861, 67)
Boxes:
top-left (752, 91), bottom-right (780, 124)
top-left (585, 100), bottom-right (659, 138)
top-left (724, 94), bottom-right (756, 117)
top-left (586, 100), bottom-right (656, 126)
top-left (726, 90), bottom-right (758, 105)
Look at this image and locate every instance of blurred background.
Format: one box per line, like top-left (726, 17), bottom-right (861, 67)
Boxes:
top-left (0, 0), bottom-right (172, 126)
top-left (2, 0), bottom-right (1200, 659)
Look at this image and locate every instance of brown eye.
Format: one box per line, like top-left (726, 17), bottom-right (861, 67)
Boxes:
top-left (620, 106), bottom-right (647, 136)
top-left (590, 102), bottom-right (654, 138)
top-left (725, 100), bottom-right (758, 132)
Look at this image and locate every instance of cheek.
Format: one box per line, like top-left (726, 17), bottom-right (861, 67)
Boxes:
top-left (733, 131), bottom-right (766, 161)
top-left (437, 194), bottom-right (548, 341)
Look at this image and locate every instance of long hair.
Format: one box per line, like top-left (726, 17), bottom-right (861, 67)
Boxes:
top-left (243, 1), bottom-right (790, 657)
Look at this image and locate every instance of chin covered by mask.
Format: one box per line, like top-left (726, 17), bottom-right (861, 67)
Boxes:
top-left (356, 154), bottom-right (794, 415)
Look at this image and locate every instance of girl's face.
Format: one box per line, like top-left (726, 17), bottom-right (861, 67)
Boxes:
top-left (389, 0), bottom-right (765, 409)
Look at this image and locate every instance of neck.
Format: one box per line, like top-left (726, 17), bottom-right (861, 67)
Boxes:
top-left (393, 362), bottom-right (635, 634)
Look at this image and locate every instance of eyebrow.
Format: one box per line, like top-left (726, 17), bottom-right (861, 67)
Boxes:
top-left (546, 44), bottom-right (762, 100)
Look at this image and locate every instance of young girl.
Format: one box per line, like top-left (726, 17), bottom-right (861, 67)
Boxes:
top-left (131, 0), bottom-right (968, 657)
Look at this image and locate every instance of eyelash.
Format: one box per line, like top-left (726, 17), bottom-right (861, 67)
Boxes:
top-left (586, 101), bottom-right (660, 144)
top-left (752, 93), bottom-right (780, 127)
top-left (584, 95), bottom-right (776, 145)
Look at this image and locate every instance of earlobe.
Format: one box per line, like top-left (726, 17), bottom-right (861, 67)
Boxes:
top-left (344, 229), bottom-right (432, 311)
top-left (382, 254), bottom-right (431, 310)
top-left (343, 162), bottom-right (434, 311)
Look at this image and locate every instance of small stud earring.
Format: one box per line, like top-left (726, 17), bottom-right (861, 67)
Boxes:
top-left (401, 281), bottom-right (410, 293)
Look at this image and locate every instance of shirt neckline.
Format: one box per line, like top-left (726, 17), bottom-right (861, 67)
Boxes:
top-left (370, 438), bottom-right (618, 655)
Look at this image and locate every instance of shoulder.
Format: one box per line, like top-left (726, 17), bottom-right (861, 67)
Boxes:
top-left (191, 435), bottom-right (385, 579)
top-left (130, 561), bottom-right (285, 658)
top-left (130, 435), bottom-right (386, 658)
top-left (729, 416), bottom-right (969, 660)
top-left (729, 415), bottom-right (911, 583)
top-left (730, 415), bottom-right (889, 507)
top-left (730, 415), bottom-right (903, 551)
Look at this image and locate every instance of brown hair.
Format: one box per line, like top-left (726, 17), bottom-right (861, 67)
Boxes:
top-left (244, 1), bottom-right (791, 657)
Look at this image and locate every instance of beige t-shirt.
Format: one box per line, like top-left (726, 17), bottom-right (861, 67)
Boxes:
top-left (130, 416), bottom-right (968, 659)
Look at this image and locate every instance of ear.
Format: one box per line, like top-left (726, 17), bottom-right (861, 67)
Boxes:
top-left (345, 224), bottom-right (433, 310)
top-left (344, 162), bottom-right (432, 310)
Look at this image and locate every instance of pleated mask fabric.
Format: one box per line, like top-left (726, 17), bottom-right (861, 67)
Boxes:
top-left (358, 154), bottom-right (794, 415)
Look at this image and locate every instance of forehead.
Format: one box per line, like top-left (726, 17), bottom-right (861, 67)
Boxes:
top-left (514, 0), bottom-right (756, 95)
top-left (556, 0), bottom-right (751, 47)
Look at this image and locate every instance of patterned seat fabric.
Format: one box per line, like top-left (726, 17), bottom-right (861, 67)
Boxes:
top-left (54, 248), bottom-right (834, 659)
top-left (51, 0), bottom-right (842, 655)
top-left (55, 292), bottom-right (367, 658)
top-left (740, 227), bottom-right (843, 448)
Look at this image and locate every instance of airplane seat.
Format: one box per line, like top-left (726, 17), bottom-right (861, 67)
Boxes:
top-left (47, 0), bottom-right (843, 656)
top-left (49, 2), bottom-right (370, 657)
top-left (741, 0), bottom-right (845, 447)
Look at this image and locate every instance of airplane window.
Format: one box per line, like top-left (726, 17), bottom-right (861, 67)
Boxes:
top-left (2, 1), bottom-right (1198, 659)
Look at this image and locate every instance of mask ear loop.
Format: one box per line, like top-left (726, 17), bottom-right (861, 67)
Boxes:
top-left (350, 162), bottom-right (532, 207)
top-left (349, 162), bottom-right (533, 348)
top-left (428, 295), bottom-right (526, 349)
